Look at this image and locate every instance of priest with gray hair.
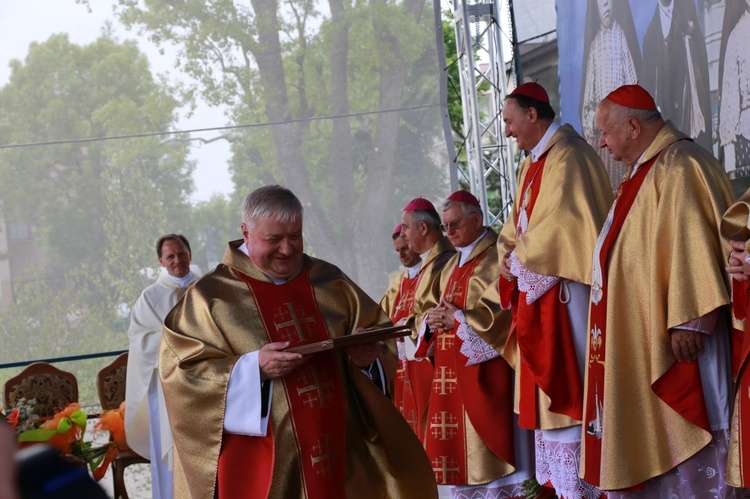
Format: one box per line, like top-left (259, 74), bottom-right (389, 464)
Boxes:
top-left (159, 185), bottom-right (436, 499)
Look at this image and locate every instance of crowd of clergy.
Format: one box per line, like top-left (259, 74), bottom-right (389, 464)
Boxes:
top-left (380, 82), bottom-right (750, 499)
top-left (112, 82), bottom-right (750, 499)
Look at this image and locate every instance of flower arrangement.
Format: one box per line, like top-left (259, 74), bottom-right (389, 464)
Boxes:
top-left (1, 398), bottom-right (128, 481)
top-left (4, 397), bottom-right (43, 433)
top-left (92, 401), bottom-right (129, 481)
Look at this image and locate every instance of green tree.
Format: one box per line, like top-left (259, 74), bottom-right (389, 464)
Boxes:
top-left (189, 193), bottom-right (239, 273)
top-left (115, 0), bottom-right (451, 294)
top-left (0, 34), bottom-right (194, 362)
top-left (443, 15), bottom-right (465, 142)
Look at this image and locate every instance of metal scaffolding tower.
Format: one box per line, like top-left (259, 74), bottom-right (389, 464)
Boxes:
top-left (449, 0), bottom-right (520, 227)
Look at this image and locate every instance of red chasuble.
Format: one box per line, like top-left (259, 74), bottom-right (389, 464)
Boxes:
top-left (583, 156), bottom-right (710, 487)
top-left (505, 154), bottom-right (584, 429)
top-left (217, 269), bottom-right (347, 499)
top-left (732, 279), bottom-right (750, 483)
top-left (419, 254), bottom-right (515, 485)
top-left (391, 274), bottom-right (433, 438)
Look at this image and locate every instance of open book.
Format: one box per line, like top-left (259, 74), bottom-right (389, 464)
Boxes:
top-left (285, 325), bottom-right (410, 354)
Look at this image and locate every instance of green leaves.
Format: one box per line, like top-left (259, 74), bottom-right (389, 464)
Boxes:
top-left (0, 34), bottom-right (193, 368)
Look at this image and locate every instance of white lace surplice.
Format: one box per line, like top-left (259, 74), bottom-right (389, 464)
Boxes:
top-left (509, 252), bottom-right (559, 305)
top-left (535, 429), bottom-right (601, 499)
top-left (454, 310), bottom-right (500, 366)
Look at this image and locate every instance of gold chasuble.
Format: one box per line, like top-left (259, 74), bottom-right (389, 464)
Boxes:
top-left (465, 124), bottom-right (612, 430)
top-left (721, 188), bottom-right (750, 486)
top-left (395, 237), bottom-right (453, 439)
top-left (408, 236), bottom-right (456, 332)
top-left (381, 268), bottom-right (420, 328)
top-left (498, 124), bottom-right (613, 286)
top-left (419, 230), bottom-right (516, 485)
top-left (160, 240), bottom-right (437, 499)
top-left (380, 270), bottom-right (409, 320)
top-left (580, 122), bottom-right (735, 490)
top-left (381, 270), bottom-right (431, 437)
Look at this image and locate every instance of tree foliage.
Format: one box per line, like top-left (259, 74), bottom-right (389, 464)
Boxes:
top-left (115, 0), bottom-right (451, 294)
top-left (190, 193), bottom-right (240, 272)
top-left (0, 34), bottom-right (195, 369)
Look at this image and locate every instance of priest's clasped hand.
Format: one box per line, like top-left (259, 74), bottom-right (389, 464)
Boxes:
top-left (726, 240), bottom-right (750, 282)
top-left (259, 341), bottom-right (309, 381)
top-left (500, 251), bottom-right (516, 282)
top-left (424, 300), bottom-right (459, 333)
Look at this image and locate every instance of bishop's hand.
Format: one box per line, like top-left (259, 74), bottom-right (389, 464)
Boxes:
top-left (726, 240), bottom-right (750, 282)
top-left (259, 342), bottom-right (308, 381)
top-left (669, 329), bottom-right (704, 363)
top-left (424, 300), bottom-right (458, 333)
top-left (500, 251), bottom-right (515, 282)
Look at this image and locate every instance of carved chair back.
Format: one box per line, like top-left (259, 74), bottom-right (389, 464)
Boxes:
top-left (3, 362), bottom-right (78, 415)
top-left (97, 353), bottom-right (128, 410)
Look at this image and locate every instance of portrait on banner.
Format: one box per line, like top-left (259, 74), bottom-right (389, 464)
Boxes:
top-left (558, 0), bottom-right (750, 187)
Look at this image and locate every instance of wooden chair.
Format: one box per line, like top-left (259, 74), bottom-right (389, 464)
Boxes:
top-left (97, 352), bottom-right (149, 499)
top-left (3, 362), bottom-right (78, 415)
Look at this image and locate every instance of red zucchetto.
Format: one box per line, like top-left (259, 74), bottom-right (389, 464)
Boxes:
top-left (604, 84), bottom-right (657, 111)
top-left (392, 223), bottom-right (403, 236)
top-left (403, 197), bottom-right (436, 212)
top-left (508, 82), bottom-right (550, 104)
top-left (446, 190), bottom-right (480, 207)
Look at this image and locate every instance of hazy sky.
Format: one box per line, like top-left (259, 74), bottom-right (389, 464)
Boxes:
top-left (0, 0), bottom-right (233, 204)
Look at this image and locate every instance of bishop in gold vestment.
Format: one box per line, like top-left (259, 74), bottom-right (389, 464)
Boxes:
top-left (585, 85), bottom-right (735, 497)
top-left (160, 186), bottom-right (436, 499)
top-left (721, 188), bottom-right (750, 488)
top-left (465, 83), bottom-right (612, 498)
top-left (420, 191), bottom-right (534, 498)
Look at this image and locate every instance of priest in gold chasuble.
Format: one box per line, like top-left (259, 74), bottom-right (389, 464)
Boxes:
top-left (584, 85), bottom-right (735, 497)
top-left (400, 198), bottom-right (456, 334)
top-left (462, 83), bottom-right (613, 499)
top-left (160, 186), bottom-right (437, 499)
top-left (418, 191), bottom-right (534, 499)
top-left (380, 223), bottom-right (430, 437)
top-left (399, 198), bottom-right (456, 440)
top-left (722, 188), bottom-right (750, 488)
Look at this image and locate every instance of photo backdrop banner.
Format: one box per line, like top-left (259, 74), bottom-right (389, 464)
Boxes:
top-left (557, 0), bottom-right (750, 188)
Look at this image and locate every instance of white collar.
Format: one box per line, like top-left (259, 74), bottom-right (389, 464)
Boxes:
top-left (629, 150), bottom-right (649, 178)
top-left (238, 242), bottom-right (287, 284)
top-left (530, 122), bottom-right (560, 162)
top-left (165, 270), bottom-right (195, 288)
top-left (406, 262), bottom-right (421, 279)
top-left (659, 0), bottom-right (673, 39)
top-left (238, 241), bottom-right (250, 256)
top-left (456, 229), bottom-right (488, 267)
top-left (420, 249), bottom-right (431, 266)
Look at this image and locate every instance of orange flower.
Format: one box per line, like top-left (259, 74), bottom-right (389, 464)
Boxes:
top-left (90, 402), bottom-right (129, 482)
top-left (39, 403), bottom-right (84, 455)
top-left (96, 401), bottom-right (128, 449)
top-left (6, 408), bottom-right (20, 429)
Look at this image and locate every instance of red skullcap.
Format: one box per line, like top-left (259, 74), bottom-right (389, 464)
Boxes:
top-left (446, 190), bottom-right (480, 207)
top-left (403, 197), bottom-right (436, 212)
top-left (509, 82), bottom-right (550, 104)
top-left (605, 84), bottom-right (657, 111)
top-left (392, 223), bottom-right (403, 236)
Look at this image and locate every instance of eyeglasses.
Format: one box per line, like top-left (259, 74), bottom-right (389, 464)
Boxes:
top-left (439, 219), bottom-right (465, 232)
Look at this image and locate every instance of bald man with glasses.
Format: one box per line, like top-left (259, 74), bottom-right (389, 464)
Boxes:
top-left (417, 190), bottom-right (534, 499)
